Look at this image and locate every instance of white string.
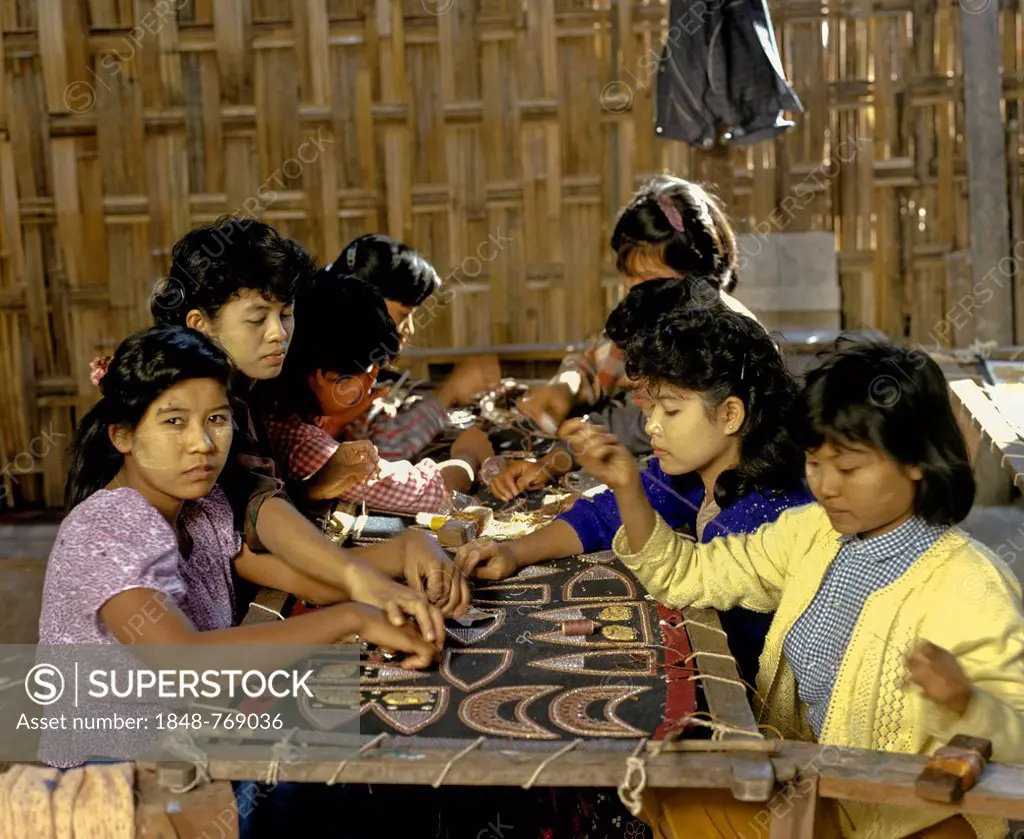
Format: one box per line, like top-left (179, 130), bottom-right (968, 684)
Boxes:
top-left (671, 618), bottom-right (728, 638)
top-left (327, 733), bottom-right (389, 785)
top-left (617, 737), bottom-right (650, 816)
top-left (687, 672), bottom-right (749, 691)
top-left (168, 761), bottom-right (210, 794)
top-left (679, 715), bottom-right (764, 741)
top-left (432, 737), bottom-right (485, 788)
top-left (264, 727), bottom-right (300, 785)
top-left (163, 730), bottom-right (212, 793)
top-left (247, 602), bottom-right (285, 620)
top-left (680, 650), bottom-right (736, 667)
top-left (521, 739), bottom-right (583, 789)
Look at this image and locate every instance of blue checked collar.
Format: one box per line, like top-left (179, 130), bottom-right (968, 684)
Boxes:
top-left (837, 516), bottom-right (949, 563)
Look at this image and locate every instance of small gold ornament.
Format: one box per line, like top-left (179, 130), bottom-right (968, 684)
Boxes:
top-left (597, 605), bottom-right (633, 622)
top-left (318, 662), bottom-right (358, 679)
top-left (601, 625), bottom-right (637, 641)
top-left (313, 686), bottom-right (357, 705)
top-left (382, 690), bottom-right (433, 706)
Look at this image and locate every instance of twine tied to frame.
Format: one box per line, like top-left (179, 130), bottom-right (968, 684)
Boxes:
top-left (617, 737), bottom-right (650, 816)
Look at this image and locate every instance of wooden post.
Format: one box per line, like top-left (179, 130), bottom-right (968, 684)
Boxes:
top-left (961, 3), bottom-right (1015, 344)
top-left (769, 772), bottom-right (819, 838)
top-left (685, 606), bottom-right (775, 803)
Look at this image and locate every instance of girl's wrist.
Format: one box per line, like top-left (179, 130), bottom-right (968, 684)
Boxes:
top-left (333, 550), bottom-right (372, 593)
top-left (945, 684), bottom-right (974, 717)
top-left (543, 446), bottom-right (575, 477)
top-left (503, 543), bottom-right (526, 570)
top-left (510, 527), bottom-right (562, 567)
top-left (496, 534), bottom-right (531, 569)
top-left (479, 455), bottom-right (509, 483)
top-left (613, 473), bottom-right (645, 500)
top-left (326, 601), bottom-right (365, 638)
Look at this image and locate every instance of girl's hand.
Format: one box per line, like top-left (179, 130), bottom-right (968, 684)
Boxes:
top-left (438, 356), bottom-right (502, 406)
top-left (398, 530), bottom-right (472, 618)
top-left (306, 440), bottom-right (380, 501)
top-left (335, 441), bottom-right (380, 486)
top-left (451, 427), bottom-right (495, 467)
top-left (517, 384), bottom-right (574, 427)
top-left (488, 460), bottom-right (550, 501)
top-left (343, 563), bottom-right (445, 649)
top-left (558, 419), bottom-right (640, 492)
top-left (454, 539), bottom-right (519, 581)
top-left (906, 641), bottom-right (973, 716)
top-left (346, 603), bottom-right (439, 669)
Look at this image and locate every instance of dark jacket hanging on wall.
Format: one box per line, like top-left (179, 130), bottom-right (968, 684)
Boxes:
top-left (655, 0), bottom-right (803, 148)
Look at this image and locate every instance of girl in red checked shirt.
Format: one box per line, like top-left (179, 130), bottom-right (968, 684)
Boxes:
top-left (258, 273), bottom-right (496, 516)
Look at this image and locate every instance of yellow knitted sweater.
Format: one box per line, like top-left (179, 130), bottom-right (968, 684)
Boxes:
top-left (612, 502), bottom-right (1024, 839)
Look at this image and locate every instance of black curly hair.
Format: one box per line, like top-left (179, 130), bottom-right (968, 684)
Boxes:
top-left (151, 216), bottom-right (316, 325)
top-left (605, 279), bottom-right (804, 508)
top-left (611, 174), bottom-right (739, 293)
top-left (65, 325), bottom-right (235, 513)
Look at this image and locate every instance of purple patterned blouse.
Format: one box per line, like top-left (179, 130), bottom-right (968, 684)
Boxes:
top-left (39, 486), bottom-right (241, 645)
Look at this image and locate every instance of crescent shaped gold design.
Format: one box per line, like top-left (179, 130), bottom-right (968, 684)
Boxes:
top-left (457, 685), bottom-right (561, 740)
top-left (548, 685), bottom-right (652, 738)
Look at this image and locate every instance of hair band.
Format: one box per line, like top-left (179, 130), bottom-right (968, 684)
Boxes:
top-left (89, 356), bottom-right (112, 388)
top-left (345, 244), bottom-right (357, 271)
top-left (656, 194), bottom-right (686, 233)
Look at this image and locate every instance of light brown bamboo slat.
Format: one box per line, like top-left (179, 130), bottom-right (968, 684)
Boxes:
top-left (0, 0), bottom-right (1022, 508)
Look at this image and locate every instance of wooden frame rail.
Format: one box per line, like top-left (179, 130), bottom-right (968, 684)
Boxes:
top-left (141, 740), bottom-right (1024, 822)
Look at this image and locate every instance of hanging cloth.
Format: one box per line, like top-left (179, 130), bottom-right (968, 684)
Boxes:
top-left (655, 0), bottom-right (804, 148)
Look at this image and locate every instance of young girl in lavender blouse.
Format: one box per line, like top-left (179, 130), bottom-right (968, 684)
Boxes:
top-left (585, 337), bottom-right (1024, 838)
top-left (457, 278), bottom-right (813, 688)
top-left (38, 326), bottom-right (437, 766)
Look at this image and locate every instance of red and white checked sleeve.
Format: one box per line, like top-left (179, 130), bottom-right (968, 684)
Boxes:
top-left (261, 415), bottom-right (340, 483)
top-left (338, 458), bottom-right (451, 516)
top-left (263, 413), bottom-right (450, 515)
top-left (550, 334), bottom-right (628, 407)
top-left (364, 395), bottom-right (451, 461)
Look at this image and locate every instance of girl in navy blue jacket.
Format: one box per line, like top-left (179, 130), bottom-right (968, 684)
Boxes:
top-left (456, 278), bottom-right (813, 687)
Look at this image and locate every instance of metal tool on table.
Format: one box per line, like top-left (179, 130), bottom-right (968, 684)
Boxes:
top-left (507, 405), bottom-right (561, 439)
top-left (323, 499), bottom-right (406, 542)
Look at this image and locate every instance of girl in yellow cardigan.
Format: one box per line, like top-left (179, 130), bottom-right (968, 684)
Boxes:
top-left (561, 338), bottom-right (1024, 839)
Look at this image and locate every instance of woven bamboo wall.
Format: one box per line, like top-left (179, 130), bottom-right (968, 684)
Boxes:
top-left (0, 0), bottom-right (1020, 507)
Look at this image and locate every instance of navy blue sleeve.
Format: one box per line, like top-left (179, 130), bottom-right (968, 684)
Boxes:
top-left (556, 460), bottom-right (704, 554)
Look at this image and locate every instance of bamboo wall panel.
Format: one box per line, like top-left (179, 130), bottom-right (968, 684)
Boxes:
top-left (0, 0), bottom-right (1020, 507)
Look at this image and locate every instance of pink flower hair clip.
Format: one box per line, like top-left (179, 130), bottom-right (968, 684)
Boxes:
top-left (89, 356), bottom-right (112, 388)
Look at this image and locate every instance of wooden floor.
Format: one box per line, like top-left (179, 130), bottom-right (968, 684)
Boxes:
top-left (0, 524), bottom-right (60, 643)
